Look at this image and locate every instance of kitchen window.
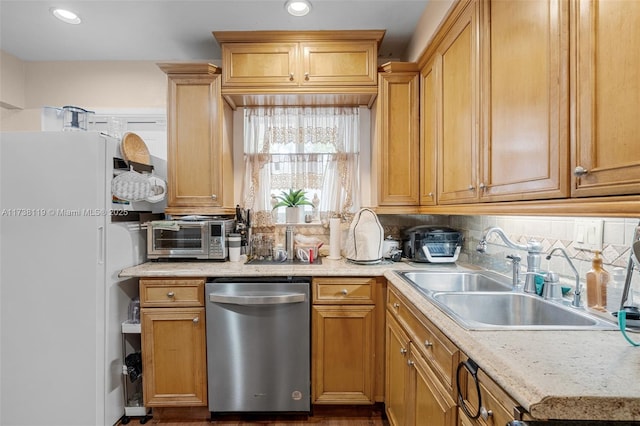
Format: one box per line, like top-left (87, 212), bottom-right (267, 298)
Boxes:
top-left (242, 106), bottom-right (361, 226)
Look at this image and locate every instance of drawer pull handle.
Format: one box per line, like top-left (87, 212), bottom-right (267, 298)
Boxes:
top-left (341, 289), bottom-right (348, 295)
top-left (193, 317), bottom-right (199, 324)
top-left (393, 303), bottom-right (400, 309)
top-left (167, 291), bottom-right (175, 298)
top-left (424, 340), bottom-right (433, 348)
top-left (400, 348), bottom-right (407, 355)
top-left (480, 407), bottom-right (493, 420)
top-left (304, 72), bottom-right (309, 81)
top-left (289, 73), bottom-right (295, 81)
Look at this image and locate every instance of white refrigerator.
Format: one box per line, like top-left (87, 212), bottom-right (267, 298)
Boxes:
top-left (0, 131), bottom-right (165, 426)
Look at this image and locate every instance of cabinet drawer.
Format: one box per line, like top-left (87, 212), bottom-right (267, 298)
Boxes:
top-left (313, 277), bottom-right (375, 304)
top-left (140, 278), bottom-right (205, 307)
top-left (458, 356), bottom-right (518, 426)
top-left (388, 286), bottom-right (459, 393)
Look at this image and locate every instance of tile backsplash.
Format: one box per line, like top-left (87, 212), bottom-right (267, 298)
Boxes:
top-left (379, 214), bottom-right (640, 308)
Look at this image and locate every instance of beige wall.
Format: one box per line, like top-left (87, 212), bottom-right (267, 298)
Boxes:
top-left (405, 0), bottom-right (456, 62)
top-left (0, 52), bottom-right (167, 131)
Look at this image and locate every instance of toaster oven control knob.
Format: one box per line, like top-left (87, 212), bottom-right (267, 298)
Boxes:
top-left (167, 291), bottom-right (175, 298)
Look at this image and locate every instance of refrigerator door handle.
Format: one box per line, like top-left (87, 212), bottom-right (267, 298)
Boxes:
top-left (209, 292), bottom-right (306, 305)
top-left (97, 225), bottom-right (104, 264)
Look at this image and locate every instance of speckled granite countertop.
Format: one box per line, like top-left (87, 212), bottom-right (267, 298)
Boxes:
top-left (120, 259), bottom-right (640, 421)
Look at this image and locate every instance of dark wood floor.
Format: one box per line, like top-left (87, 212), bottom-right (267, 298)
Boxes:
top-left (124, 405), bottom-right (389, 426)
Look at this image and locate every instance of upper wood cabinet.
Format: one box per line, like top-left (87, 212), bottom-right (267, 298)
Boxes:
top-left (212, 31), bottom-right (384, 108)
top-left (415, 0), bottom-right (640, 216)
top-left (479, 0), bottom-right (569, 202)
top-left (158, 63), bottom-right (234, 216)
top-left (572, 0), bottom-right (640, 197)
top-left (420, 56), bottom-right (439, 206)
top-left (375, 62), bottom-right (420, 208)
top-left (436, 1), bottom-right (480, 205)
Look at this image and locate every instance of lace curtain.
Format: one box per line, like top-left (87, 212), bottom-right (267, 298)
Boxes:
top-left (242, 106), bottom-right (361, 227)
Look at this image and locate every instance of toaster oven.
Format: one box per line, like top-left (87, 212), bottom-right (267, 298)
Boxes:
top-left (403, 226), bottom-right (463, 263)
top-left (147, 219), bottom-right (235, 260)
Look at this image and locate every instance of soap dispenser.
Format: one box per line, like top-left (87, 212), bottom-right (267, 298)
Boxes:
top-left (586, 251), bottom-right (609, 311)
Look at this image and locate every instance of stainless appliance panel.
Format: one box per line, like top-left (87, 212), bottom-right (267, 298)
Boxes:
top-left (205, 278), bottom-right (310, 413)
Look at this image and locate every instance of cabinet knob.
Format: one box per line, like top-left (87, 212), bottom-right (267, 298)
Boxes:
top-left (400, 348), bottom-right (407, 355)
top-left (479, 182), bottom-right (486, 190)
top-left (468, 185), bottom-right (475, 191)
top-left (407, 359), bottom-right (415, 367)
top-left (480, 407), bottom-right (493, 420)
top-left (167, 291), bottom-right (175, 298)
top-left (574, 166), bottom-right (589, 177)
top-left (424, 340), bottom-right (433, 348)
top-left (393, 302), bottom-right (400, 310)
top-left (341, 289), bottom-right (348, 295)
top-left (304, 72), bottom-right (309, 81)
top-left (211, 194), bottom-right (218, 200)
top-left (289, 73), bottom-right (295, 81)
top-left (428, 192), bottom-right (434, 198)
top-left (193, 317), bottom-right (199, 324)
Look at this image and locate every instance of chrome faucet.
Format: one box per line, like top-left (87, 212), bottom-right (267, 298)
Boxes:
top-left (477, 227), bottom-right (543, 294)
top-left (506, 254), bottom-right (522, 289)
top-left (546, 247), bottom-right (582, 308)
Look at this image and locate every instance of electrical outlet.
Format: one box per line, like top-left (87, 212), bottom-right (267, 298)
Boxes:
top-left (573, 219), bottom-right (604, 252)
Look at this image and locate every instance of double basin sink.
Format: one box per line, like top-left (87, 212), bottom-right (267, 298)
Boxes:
top-left (396, 270), bottom-right (618, 330)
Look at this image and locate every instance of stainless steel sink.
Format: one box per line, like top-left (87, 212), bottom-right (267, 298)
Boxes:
top-left (395, 270), bottom-right (618, 330)
top-left (431, 292), bottom-right (618, 330)
top-left (397, 270), bottom-right (512, 293)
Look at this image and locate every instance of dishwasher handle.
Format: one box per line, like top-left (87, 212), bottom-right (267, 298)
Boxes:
top-left (209, 292), bottom-right (306, 305)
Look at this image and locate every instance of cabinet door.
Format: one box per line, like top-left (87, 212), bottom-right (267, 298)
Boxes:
top-left (377, 71), bottom-right (420, 206)
top-left (220, 43), bottom-right (299, 86)
top-left (410, 344), bottom-right (457, 426)
top-left (166, 74), bottom-right (225, 208)
top-left (385, 314), bottom-right (411, 426)
top-left (573, 0), bottom-right (640, 197)
top-left (301, 41), bottom-right (377, 86)
top-left (312, 305), bottom-right (375, 404)
top-left (437, 2), bottom-right (480, 204)
top-left (420, 56), bottom-right (439, 206)
top-left (480, 0), bottom-right (569, 201)
top-left (141, 307), bottom-right (207, 406)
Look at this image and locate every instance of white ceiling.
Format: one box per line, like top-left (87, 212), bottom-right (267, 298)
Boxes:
top-left (0, 0), bottom-right (432, 62)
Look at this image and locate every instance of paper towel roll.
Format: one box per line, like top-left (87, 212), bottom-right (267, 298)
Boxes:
top-left (328, 218), bottom-right (341, 259)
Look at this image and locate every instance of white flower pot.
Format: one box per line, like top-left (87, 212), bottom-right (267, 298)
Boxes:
top-left (285, 206), bottom-right (303, 224)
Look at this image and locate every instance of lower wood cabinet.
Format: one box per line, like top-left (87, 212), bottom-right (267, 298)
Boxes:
top-left (140, 278), bottom-right (207, 407)
top-left (311, 277), bottom-right (386, 404)
top-left (386, 285), bottom-right (459, 426)
top-left (386, 314), bottom-right (456, 426)
top-left (456, 353), bottom-right (521, 426)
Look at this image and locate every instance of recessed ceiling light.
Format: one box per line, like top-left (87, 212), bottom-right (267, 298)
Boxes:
top-left (285, 0), bottom-right (312, 17)
top-left (51, 8), bottom-right (82, 25)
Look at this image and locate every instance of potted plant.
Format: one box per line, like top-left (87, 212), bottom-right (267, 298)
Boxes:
top-left (271, 189), bottom-right (313, 223)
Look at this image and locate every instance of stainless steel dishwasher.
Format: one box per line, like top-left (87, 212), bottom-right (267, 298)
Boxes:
top-left (205, 277), bottom-right (311, 413)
